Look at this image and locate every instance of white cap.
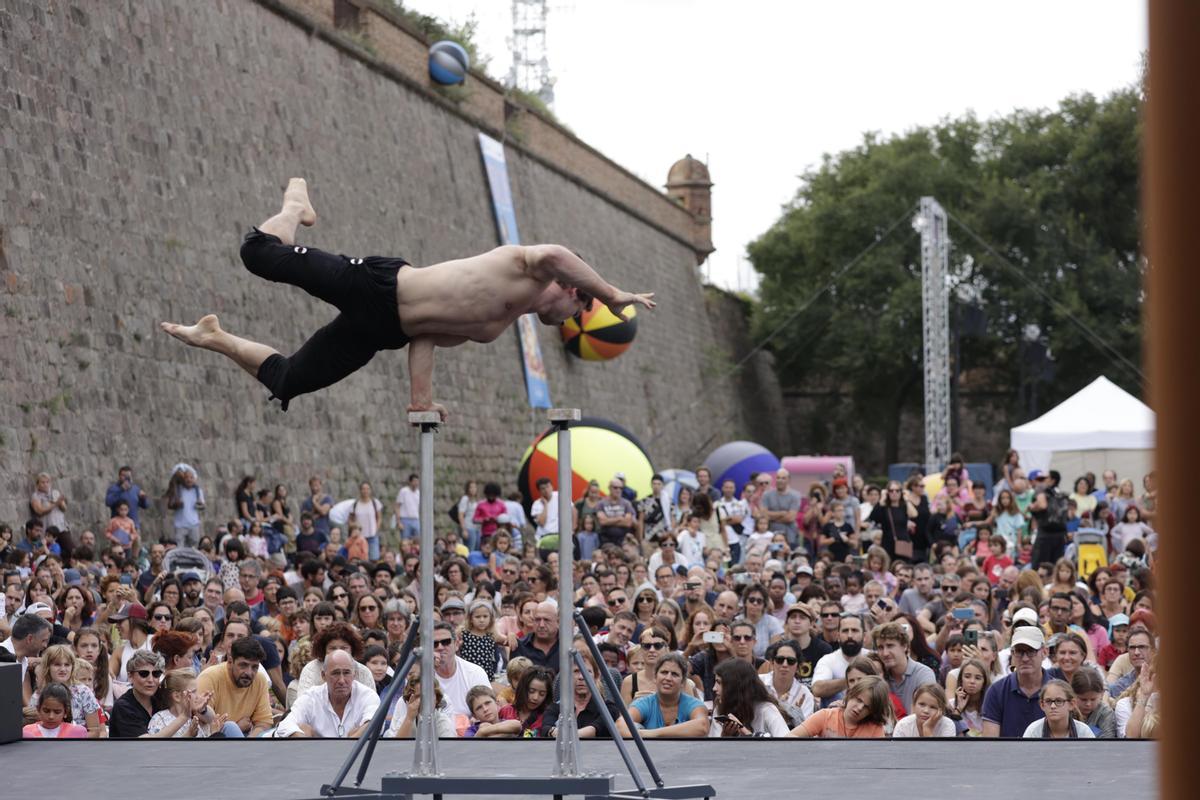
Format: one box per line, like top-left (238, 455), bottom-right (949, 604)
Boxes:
top-left (1012, 608), bottom-right (1039, 626)
top-left (1010, 626), bottom-right (1045, 650)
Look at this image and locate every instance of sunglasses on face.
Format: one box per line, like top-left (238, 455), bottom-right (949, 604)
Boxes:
top-left (333, 592), bottom-right (348, 599)
top-left (608, 598), bottom-right (627, 606)
top-left (745, 596), bottom-right (764, 605)
top-left (821, 612), bottom-right (840, 618)
top-left (153, 614), bottom-right (173, 621)
top-left (731, 634), bottom-right (754, 642)
top-left (360, 605), bottom-right (378, 612)
top-left (134, 669), bottom-right (164, 679)
top-left (774, 656), bottom-right (798, 665)
top-left (660, 541), bottom-right (676, 547)
top-left (637, 596), bottom-right (656, 603)
top-left (641, 641), bottom-right (666, 650)
top-left (433, 638), bottom-right (453, 648)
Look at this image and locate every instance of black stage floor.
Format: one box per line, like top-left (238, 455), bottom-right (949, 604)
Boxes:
top-left (3, 739), bottom-right (1156, 799)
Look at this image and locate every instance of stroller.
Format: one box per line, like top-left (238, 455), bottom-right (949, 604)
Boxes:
top-left (161, 546), bottom-right (214, 583)
top-left (1069, 528), bottom-right (1109, 581)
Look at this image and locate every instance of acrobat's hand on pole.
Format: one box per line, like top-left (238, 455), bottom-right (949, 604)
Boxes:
top-left (407, 402), bottom-right (448, 423)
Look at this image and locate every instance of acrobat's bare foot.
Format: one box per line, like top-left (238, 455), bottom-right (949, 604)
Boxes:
top-left (283, 178), bottom-right (317, 227)
top-left (160, 314), bottom-right (222, 348)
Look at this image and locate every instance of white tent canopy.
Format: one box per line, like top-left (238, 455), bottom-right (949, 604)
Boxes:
top-left (1010, 376), bottom-right (1155, 479)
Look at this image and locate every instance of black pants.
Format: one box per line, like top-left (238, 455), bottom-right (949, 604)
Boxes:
top-left (239, 229), bottom-right (410, 410)
top-left (1031, 530), bottom-right (1067, 566)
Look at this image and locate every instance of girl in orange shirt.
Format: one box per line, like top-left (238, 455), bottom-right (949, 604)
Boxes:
top-left (789, 676), bottom-right (889, 739)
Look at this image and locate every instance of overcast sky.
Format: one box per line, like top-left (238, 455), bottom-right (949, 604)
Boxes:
top-left (404, 0), bottom-right (1147, 293)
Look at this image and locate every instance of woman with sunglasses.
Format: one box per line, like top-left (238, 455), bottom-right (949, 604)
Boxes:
top-left (147, 602), bottom-right (175, 636)
top-left (761, 639), bottom-right (814, 726)
top-left (325, 582), bottom-right (351, 613)
top-left (632, 588), bottom-right (659, 627)
top-left (109, 650), bottom-right (167, 737)
top-left (738, 582), bottom-right (783, 659)
top-left (352, 593), bottom-right (382, 631)
top-left (622, 624), bottom-right (673, 705)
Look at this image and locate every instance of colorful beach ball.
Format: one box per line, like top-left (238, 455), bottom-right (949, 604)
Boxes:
top-left (658, 468), bottom-right (699, 504)
top-left (704, 441), bottom-right (780, 498)
top-left (517, 417), bottom-right (654, 510)
top-left (560, 304), bottom-right (638, 361)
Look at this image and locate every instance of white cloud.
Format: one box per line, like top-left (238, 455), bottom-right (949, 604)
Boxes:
top-left (404, 1), bottom-right (1147, 292)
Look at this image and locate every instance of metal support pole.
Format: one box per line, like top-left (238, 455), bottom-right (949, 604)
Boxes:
top-left (549, 408), bottom-right (581, 777)
top-left (571, 650), bottom-right (647, 795)
top-left (409, 411), bottom-right (441, 777)
top-left (354, 621), bottom-right (420, 788)
top-left (917, 196), bottom-right (951, 474)
top-left (324, 617), bottom-right (420, 795)
top-left (573, 611), bottom-right (665, 789)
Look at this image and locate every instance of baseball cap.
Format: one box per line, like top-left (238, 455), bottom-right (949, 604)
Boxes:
top-left (1107, 613), bottom-right (1130, 632)
top-left (180, 571), bottom-right (202, 584)
top-left (786, 603), bottom-right (817, 621)
top-left (614, 472), bottom-right (627, 481)
top-left (795, 565), bottom-right (814, 576)
top-left (1010, 626), bottom-right (1045, 650)
top-left (496, 513), bottom-right (511, 525)
top-left (1012, 607), bottom-right (1040, 627)
top-left (1028, 469), bottom-right (1046, 481)
top-left (25, 602), bottom-right (54, 617)
top-left (108, 602), bottom-right (148, 622)
top-left (63, 568), bottom-right (82, 586)
top-left (440, 598), bottom-right (466, 613)
top-left (832, 477), bottom-right (848, 488)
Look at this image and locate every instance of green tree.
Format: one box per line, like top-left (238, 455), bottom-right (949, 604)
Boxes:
top-left (748, 88), bottom-right (1143, 467)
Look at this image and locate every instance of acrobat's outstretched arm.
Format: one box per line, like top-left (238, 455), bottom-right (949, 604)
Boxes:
top-left (526, 245), bottom-right (656, 320)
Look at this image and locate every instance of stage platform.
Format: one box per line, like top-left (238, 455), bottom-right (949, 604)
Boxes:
top-left (2, 739), bottom-right (1155, 799)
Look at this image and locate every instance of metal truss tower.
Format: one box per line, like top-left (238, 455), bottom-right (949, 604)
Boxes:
top-left (509, 0), bottom-right (555, 107)
top-left (918, 197), bottom-right (952, 474)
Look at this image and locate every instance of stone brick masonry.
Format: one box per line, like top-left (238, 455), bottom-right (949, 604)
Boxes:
top-left (0, 0), bottom-right (785, 532)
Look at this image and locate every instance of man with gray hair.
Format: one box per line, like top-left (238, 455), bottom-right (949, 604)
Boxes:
top-left (277, 650), bottom-right (379, 738)
top-left (0, 612), bottom-right (51, 682)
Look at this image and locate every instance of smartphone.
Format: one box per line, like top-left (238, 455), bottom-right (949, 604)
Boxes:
top-left (951, 608), bottom-right (974, 621)
top-left (964, 628), bottom-right (979, 646)
top-left (712, 714), bottom-right (732, 724)
top-left (119, 574), bottom-right (134, 585)
top-left (850, 555), bottom-right (866, 567)
top-left (703, 631), bottom-right (725, 644)
top-left (733, 573), bottom-right (751, 585)
top-left (876, 599), bottom-right (890, 611)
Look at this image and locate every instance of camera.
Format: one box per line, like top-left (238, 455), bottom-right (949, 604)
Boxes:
top-left (703, 631), bottom-right (725, 644)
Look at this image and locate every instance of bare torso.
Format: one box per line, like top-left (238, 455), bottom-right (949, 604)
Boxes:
top-left (395, 245), bottom-right (564, 344)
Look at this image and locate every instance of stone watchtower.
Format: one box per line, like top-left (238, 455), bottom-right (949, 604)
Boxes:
top-left (665, 154), bottom-right (714, 265)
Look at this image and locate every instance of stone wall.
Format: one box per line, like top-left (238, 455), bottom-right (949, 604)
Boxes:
top-left (0, 0), bottom-right (785, 532)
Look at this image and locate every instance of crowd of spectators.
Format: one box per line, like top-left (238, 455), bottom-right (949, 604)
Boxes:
top-left (1, 452), bottom-right (1159, 740)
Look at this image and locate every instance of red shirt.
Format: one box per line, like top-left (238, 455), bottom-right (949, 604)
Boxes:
top-left (473, 499), bottom-right (507, 537)
top-left (982, 554), bottom-right (1014, 584)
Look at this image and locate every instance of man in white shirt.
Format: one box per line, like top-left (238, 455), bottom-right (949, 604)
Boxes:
top-left (530, 478), bottom-right (559, 547)
top-left (716, 479), bottom-right (750, 563)
top-left (811, 613), bottom-right (870, 707)
top-left (394, 474), bottom-right (420, 541)
top-left (431, 622), bottom-right (489, 719)
top-left (277, 650), bottom-right (379, 738)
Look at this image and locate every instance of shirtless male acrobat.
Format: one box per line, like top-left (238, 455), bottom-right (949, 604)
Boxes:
top-left (161, 179), bottom-right (656, 420)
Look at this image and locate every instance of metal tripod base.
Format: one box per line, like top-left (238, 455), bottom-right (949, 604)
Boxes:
top-left (317, 773), bottom-right (615, 800)
top-left (586, 786), bottom-right (717, 800)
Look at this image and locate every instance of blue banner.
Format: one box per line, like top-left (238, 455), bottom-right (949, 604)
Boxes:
top-left (478, 132), bottom-right (552, 409)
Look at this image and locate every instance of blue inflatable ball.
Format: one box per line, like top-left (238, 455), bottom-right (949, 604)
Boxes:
top-left (703, 441), bottom-right (780, 499)
top-left (429, 40), bottom-right (469, 85)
